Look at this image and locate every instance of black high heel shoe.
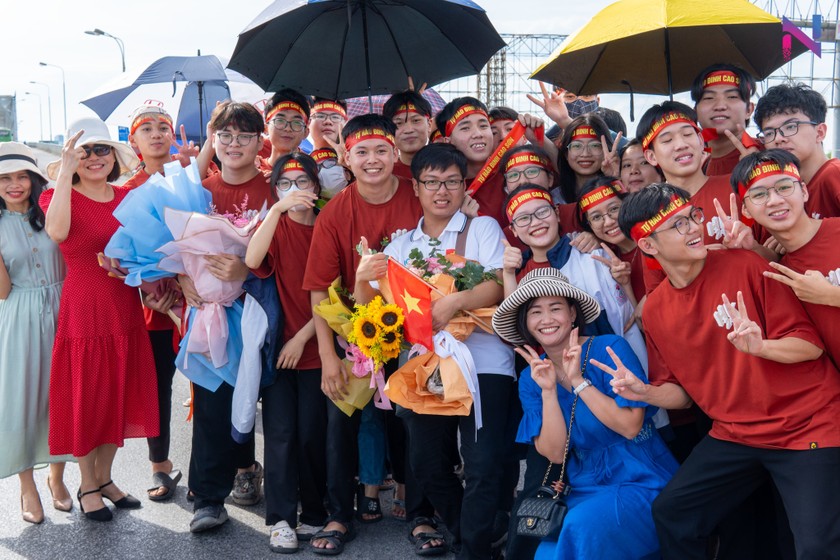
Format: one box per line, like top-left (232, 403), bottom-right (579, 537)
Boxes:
top-left (77, 488), bottom-right (113, 522)
top-left (99, 480), bottom-right (141, 509)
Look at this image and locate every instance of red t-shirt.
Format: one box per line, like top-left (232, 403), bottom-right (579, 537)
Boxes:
top-left (619, 246), bottom-right (646, 303)
top-left (303, 177), bottom-right (422, 291)
top-left (393, 159), bottom-right (413, 181)
top-left (644, 174), bottom-right (734, 294)
top-left (805, 158), bottom-right (840, 219)
top-left (252, 214), bottom-right (320, 370)
top-left (202, 172), bottom-right (274, 215)
top-left (470, 172), bottom-right (506, 229)
top-left (705, 147), bottom-right (742, 177)
top-left (515, 258), bottom-right (550, 282)
top-left (644, 249), bottom-right (840, 450)
top-left (556, 202), bottom-right (583, 237)
top-left (781, 218), bottom-right (840, 368)
top-left (122, 168), bottom-right (151, 191)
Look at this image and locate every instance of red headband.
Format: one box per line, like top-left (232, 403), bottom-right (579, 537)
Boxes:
top-left (282, 160), bottom-right (305, 174)
top-left (430, 129), bottom-right (443, 142)
top-left (310, 147), bottom-right (338, 164)
top-left (506, 189), bottom-right (553, 222)
top-left (737, 161), bottom-right (801, 200)
top-left (130, 114), bottom-right (174, 136)
top-left (629, 195), bottom-right (690, 242)
top-left (345, 127), bottom-right (396, 150)
top-left (702, 70), bottom-right (740, 89)
top-left (312, 101), bottom-right (347, 118)
top-left (571, 126), bottom-right (597, 141)
top-left (505, 152), bottom-right (547, 172)
top-left (641, 112), bottom-right (699, 150)
top-left (444, 104), bottom-right (488, 137)
top-left (579, 182), bottom-right (621, 213)
top-left (265, 101), bottom-right (307, 123)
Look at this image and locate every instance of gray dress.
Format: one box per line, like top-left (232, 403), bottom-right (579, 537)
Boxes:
top-left (0, 209), bottom-right (71, 477)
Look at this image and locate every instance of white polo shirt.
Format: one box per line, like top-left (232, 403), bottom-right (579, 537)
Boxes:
top-left (383, 211), bottom-right (514, 377)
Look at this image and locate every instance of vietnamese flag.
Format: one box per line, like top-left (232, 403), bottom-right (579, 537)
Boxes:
top-left (387, 259), bottom-right (433, 350)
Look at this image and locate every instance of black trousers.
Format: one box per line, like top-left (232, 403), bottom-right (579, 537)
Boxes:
top-left (147, 329), bottom-right (177, 463)
top-left (188, 381), bottom-right (256, 510)
top-left (401, 374), bottom-right (516, 560)
top-left (324, 399), bottom-right (362, 525)
top-left (653, 436), bottom-right (840, 560)
top-left (262, 368), bottom-right (328, 527)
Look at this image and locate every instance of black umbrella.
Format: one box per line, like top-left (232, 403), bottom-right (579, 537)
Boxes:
top-left (228, 0), bottom-right (505, 107)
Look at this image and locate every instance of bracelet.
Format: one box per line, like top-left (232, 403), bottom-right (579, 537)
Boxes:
top-left (573, 379), bottom-right (593, 396)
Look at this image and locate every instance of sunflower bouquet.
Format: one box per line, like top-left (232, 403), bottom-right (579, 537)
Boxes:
top-left (346, 296), bottom-right (406, 371)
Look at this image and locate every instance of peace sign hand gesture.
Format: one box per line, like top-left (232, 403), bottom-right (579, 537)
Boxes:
top-left (527, 82), bottom-right (571, 129)
top-left (173, 124), bottom-right (199, 166)
top-left (599, 132), bottom-right (624, 177)
top-left (712, 193), bottom-right (755, 250)
top-left (721, 291), bottom-right (764, 355)
top-left (592, 243), bottom-right (632, 287)
top-left (514, 344), bottom-right (560, 393)
top-left (764, 261), bottom-right (839, 305)
top-left (590, 346), bottom-right (649, 401)
top-left (723, 124), bottom-right (761, 160)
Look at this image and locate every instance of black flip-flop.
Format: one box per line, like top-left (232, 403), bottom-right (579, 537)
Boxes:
top-left (147, 469), bottom-right (182, 502)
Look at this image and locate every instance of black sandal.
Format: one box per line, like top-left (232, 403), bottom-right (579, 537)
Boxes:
top-left (356, 485), bottom-right (383, 523)
top-left (310, 525), bottom-right (356, 556)
top-left (148, 469), bottom-right (182, 502)
top-left (99, 480), bottom-right (142, 509)
top-left (409, 517), bottom-right (447, 557)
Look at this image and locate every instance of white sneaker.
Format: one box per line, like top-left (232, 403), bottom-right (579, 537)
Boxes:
top-left (295, 522), bottom-right (324, 542)
top-left (269, 520), bottom-right (298, 554)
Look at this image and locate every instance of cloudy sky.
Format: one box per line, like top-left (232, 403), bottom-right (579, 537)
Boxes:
top-left (3, 0), bottom-right (832, 144)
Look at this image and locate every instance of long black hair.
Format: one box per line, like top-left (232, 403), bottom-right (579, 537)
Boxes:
top-left (0, 170), bottom-right (47, 231)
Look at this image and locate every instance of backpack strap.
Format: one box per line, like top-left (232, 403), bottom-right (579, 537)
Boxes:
top-left (455, 216), bottom-right (473, 256)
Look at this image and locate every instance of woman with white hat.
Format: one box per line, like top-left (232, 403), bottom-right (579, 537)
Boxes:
top-left (40, 118), bottom-right (158, 522)
top-left (0, 142), bottom-right (74, 523)
top-left (492, 268), bottom-right (677, 560)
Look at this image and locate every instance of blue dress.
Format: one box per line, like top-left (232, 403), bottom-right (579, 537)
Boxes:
top-left (517, 335), bottom-right (678, 560)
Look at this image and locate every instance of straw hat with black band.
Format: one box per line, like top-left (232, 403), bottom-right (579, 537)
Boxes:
top-left (0, 142), bottom-right (48, 183)
top-left (46, 117), bottom-right (140, 181)
top-left (492, 268), bottom-right (601, 347)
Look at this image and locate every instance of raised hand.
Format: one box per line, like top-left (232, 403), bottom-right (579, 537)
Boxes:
top-left (561, 327), bottom-right (583, 386)
top-left (721, 291), bottom-right (764, 355)
top-left (570, 232), bottom-right (600, 254)
top-left (723, 125), bottom-right (760, 159)
top-left (460, 194), bottom-right (480, 218)
top-left (501, 238), bottom-right (523, 274)
top-left (173, 124), bottom-right (199, 166)
top-left (58, 129), bottom-right (86, 179)
top-left (600, 132), bottom-right (623, 177)
top-left (712, 193), bottom-right (755, 249)
top-left (591, 346), bottom-right (649, 400)
top-left (275, 189), bottom-right (319, 214)
top-left (518, 113), bottom-right (545, 145)
top-left (765, 261), bottom-right (839, 306)
top-left (355, 236), bottom-right (388, 282)
top-left (527, 82), bottom-right (571, 129)
top-left (592, 243), bottom-right (632, 287)
top-left (514, 344), bottom-right (560, 392)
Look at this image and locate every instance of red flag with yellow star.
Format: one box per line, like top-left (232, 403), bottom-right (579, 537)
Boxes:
top-left (387, 259), bottom-right (433, 350)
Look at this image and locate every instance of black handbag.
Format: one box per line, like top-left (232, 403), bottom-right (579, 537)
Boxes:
top-left (514, 340), bottom-right (592, 540)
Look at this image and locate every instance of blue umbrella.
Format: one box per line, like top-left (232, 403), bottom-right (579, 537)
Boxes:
top-left (228, 0), bottom-right (505, 106)
top-left (81, 54), bottom-right (266, 144)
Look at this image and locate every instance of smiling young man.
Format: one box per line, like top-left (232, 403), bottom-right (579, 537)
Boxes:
top-left (259, 89), bottom-right (310, 173)
top-left (383, 90), bottom-right (432, 181)
top-left (690, 64), bottom-right (758, 176)
top-left (754, 83), bottom-right (840, 220)
top-left (310, 97), bottom-right (347, 150)
top-left (302, 113), bottom-right (422, 555)
top-left (615, 183), bottom-right (840, 559)
top-left (730, 149), bottom-right (840, 367)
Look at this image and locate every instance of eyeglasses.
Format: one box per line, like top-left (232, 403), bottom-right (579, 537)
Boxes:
top-left (588, 204), bottom-right (621, 226)
top-left (417, 178), bottom-right (464, 191)
top-left (511, 204), bottom-right (555, 228)
top-left (276, 176), bottom-right (314, 191)
top-left (757, 120), bottom-right (818, 143)
top-left (744, 179), bottom-right (799, 205)
top-left (312, 113), bottom-right (344, 123)
top-left (567, 141), bottom-right (603, 155)
top-left (504, 166), bottom-right (545, 183)
top-left (270, 117), bottom-right (306, 132)
top-left (652, 207), bottom-right (705, 236)
top-left (81, 144), bottom-right (112, 159)
top-left (215, 132), bottom-right (259, 146)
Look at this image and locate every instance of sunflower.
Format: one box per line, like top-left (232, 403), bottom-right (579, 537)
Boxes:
top-left (376, 303), bottom-right (404, 330)
top-left (379, 329), bottom-right (403, 359)
top-left (352, 317), bottom-right (380, 346)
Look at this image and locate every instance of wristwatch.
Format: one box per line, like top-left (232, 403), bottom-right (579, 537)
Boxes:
top-left (573, 379), bottom-right (593, 396)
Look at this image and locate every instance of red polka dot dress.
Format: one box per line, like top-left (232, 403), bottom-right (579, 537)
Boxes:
top-left (39, 186), bottom-right (158, 457)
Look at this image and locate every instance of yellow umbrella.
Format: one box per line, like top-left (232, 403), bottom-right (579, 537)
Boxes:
top-left (532, 0), bottom-right (807, 96)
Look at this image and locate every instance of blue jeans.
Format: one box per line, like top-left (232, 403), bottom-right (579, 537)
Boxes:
top-left (357, 400), bottom-right (386, 486)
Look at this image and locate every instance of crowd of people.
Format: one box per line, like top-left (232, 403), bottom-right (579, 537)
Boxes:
top-left (1, 60), bottom-right (839, 560)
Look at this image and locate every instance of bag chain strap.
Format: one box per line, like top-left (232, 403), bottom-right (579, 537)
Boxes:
top-left (540, 338), bottom-right (594, 490)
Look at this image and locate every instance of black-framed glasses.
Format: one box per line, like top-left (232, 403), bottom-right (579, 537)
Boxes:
top-left (215, 132), bottom-right (259, 146)
top-left (757, 120), bottom-right (818, 143)
top-left (567, 141), bottom-right (603, 155)
top-left (312, 113), bottom-right (344, 123)
top-left (588, 204), bottom-right (621, 226)
top-left (417, 178), bottom-right (464, 191)
top-left (652, 207), bottom-right (705, 236)
top-left (276, 176), bottom-right (314, 191)
top-left (270, 117), bottom-right (306, 132)
top-left (511, 204), bottom-right (554, 228)
top-left (504, 166), bottom-right (545, 183)
top-left (81, 144), bottom-right (112, 159)
top-left (744, 179), bottom-right (799, 205)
